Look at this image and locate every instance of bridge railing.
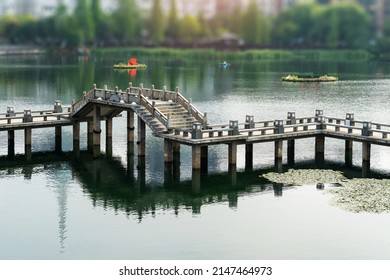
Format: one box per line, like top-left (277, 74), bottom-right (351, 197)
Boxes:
top-left (139, 95), bottom-right (169, 128)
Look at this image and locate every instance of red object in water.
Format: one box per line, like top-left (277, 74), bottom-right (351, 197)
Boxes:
top-left (129, 69), bottom-right (137, 78)
top-left (128, 58), bottom-right (137, 65)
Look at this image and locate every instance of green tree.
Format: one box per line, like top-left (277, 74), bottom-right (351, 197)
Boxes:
top-left (272, 4), bottom-right (317, 47)
top-left (150, 0), bottom-right (165, 45)
top-left (197, 10), bottom-right (210, 38)
top-left (241, 0), bottom-right (269, 46)
top-left (111, 0), bottom-right (140, 44)
top-left (165, 0), bottom-right (180, 42)
top-left (179, 15), bottom-right (201, 44)
top-left (74, 0), bottom-right (95, 45)
top-left (311, 3), bottom-right (370, 49)
top-left (91, 0), bottom-right (105, 44)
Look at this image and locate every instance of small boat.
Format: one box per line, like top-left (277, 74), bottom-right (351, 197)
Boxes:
top-left (219, 61), bottom-right (230, 68)
top-left (113, 63), bottom-right (147, 69)
top-left (282, 75), bottom-right (338, 82)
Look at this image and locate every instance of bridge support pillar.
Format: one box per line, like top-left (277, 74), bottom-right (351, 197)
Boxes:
top-left (8, 130), bottom-right (15, 158)
top-left (87, 120), bottom-right (93, 152)
top-left (245, 143), bottom-right (253, 171)
top-left (55, 126), bottom-right (62, 153)
top-left (127, 111), bottom-right (135, 142)
top-left (229, 164), bottom-right (237, 186)
top-left (192, 145), bottom-right (201, 170)
top-left (274, 140), bottom-right (283, 161)
top-left (315, 135), bottom-right (325, 164)
top-left (201, 146), bottom-right (208, 173)
top-left (362, 142), bottom-right (371, 176)
top-left (345, 140), bottom-right (353, 166)
top-left (173, 142), bottom-right (181, 182)
top-left (164, 139), bottom-right (173, 163)
top-left (106, 117), bottom-right (113, 157)
top-left (127, 110), bottom-right (135, 155)
top-left (228, 142), bottom-right (237, 166)
top-left (24, 128), bottom-right (32, 161)
top-left (73, 121), bottom-right (80, 158)
top-left (137, 117), bottom-right (146, 157)
top-left (93, 105), bottom-right (101, 158)
top-left (287, 139), bottom-right (295, 165)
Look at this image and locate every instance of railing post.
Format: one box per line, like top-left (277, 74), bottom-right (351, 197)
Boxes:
top-left (245, 115), bottom-right (255, 129)
top-left (229, 120), bottom-right (239, 135)
top-left (23, 110), bottom-right (32, 123)
top-left (54, 100), bottom-right (63, 113)
top-left (274, 120), bottom-right (284, 134)
top-left (6, 106), bottom-right (15, 117)
top-left (163, 86), bottom-right (167, 101)
top-left (192, 123), bottom-right (202, 139)
top-left (152, 101), bottom-right (156, 117)
top-left (167, 114), bottom-right (173, 134)
top-left (346, 113), bottom-right (355, 133)
top-left (362, 122), bottom-right (372, 136)
top-left (203, 112), bottom-right (208, 129)
top-left (287, 112), bottom-right (296, 124)
top-left (188, 98), bottom-right (192, 115)
top-left (245, 115), bottom-right (254, 170)
top-left (151, 84), bottom-right (155, 99)
top-left (315, 109), bottom-right (323, 121)
top-left (175, 87), bottom-right (179, 102)
top-left (7, 107), bottom-right (15, 158)
top-left (287, 112), bottom-right (297, 132)
top-left (316, 115), bottom-right (325, 130)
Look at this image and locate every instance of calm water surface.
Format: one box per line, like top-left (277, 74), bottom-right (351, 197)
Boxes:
top-left (1, 55), bottom-right (390, 259)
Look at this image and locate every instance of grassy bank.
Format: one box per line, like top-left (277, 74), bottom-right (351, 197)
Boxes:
top-left (92, 47), bottom-right (373, 62)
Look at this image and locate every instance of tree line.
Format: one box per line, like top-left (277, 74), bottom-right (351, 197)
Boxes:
top-left (0, 0), bottom-right (384, 51)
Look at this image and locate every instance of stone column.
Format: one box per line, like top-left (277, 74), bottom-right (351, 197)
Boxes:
top-left (228, 142), bottom-right (237, 166)
top-left (8, 130), bottom-right (15, 158)
top-left (201, 146), bottom-right (208, 173)
top-left (362, 141), bottom-right (371, 174)
top-left (87, 120), bottom-right (93, 152)
top-left (93, 105), bottom-right (101, 158)
top-left (55, 126), bottom-right (62, 153)
top-left (127, 110), bottom-right (135, 151)
top-left (137, 117), bottom-right (146, 157)
top-left (287, 139), bottom-right (295, 165)
top-left (106, 117), bottom-right (113, 157)
top-left (245, 143), bottom-right (253, 171)
top-left (315, 135), bottom-right (325, 164)
top-left (164, 139), bottom-right (173, 163)
top-left (345, 140), bottom-right (353, 166)
top-left (25, 128), bottom-right (32, 161)
top-left (73, 121), bottom-right (80, 158)
top-left (275, 140), bottom-right (283, 171)
top-left (192, 145), bottom-right (201, 170)
top-left (173, 142), bottom-right (181, 182)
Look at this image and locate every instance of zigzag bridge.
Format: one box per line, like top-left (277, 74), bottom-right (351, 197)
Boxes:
top-left (1, 83), bottom-right (389, 174)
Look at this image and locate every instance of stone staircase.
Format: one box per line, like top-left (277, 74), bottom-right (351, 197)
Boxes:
top-left (135, 102), bottom-right (198, 135)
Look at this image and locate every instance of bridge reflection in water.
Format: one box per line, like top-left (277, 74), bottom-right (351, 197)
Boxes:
top-left (0, 150), bottom-right (381, 255)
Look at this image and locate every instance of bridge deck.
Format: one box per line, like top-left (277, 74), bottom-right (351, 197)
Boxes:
top-left (1, 85), bottom-right (389, 168)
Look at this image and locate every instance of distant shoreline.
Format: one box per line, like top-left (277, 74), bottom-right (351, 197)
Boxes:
top-left (0, 45), bottom-right (46, 56)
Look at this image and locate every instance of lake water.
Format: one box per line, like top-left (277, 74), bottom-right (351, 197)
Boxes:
top-left (1, 54), bottom-right (390, 260)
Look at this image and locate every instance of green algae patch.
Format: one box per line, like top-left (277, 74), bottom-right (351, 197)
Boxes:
top-left (261, 169), bottom-right (390, 214)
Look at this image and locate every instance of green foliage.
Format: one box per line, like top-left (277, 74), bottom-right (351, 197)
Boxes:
top-left (111, 0), bottom-right (140, 44)
top-left (0, 0), bottom-right (377, 54)
top-left (241, 0), bottom-right (269, 46)
top-left (150, 0), bottom-right (165, 45)
top-left (179, 15), bottom-right (201, 44)
top-left (165, 0), bottom-right (180, 42)
top-left (74, 0), bottom-right (95, 44)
